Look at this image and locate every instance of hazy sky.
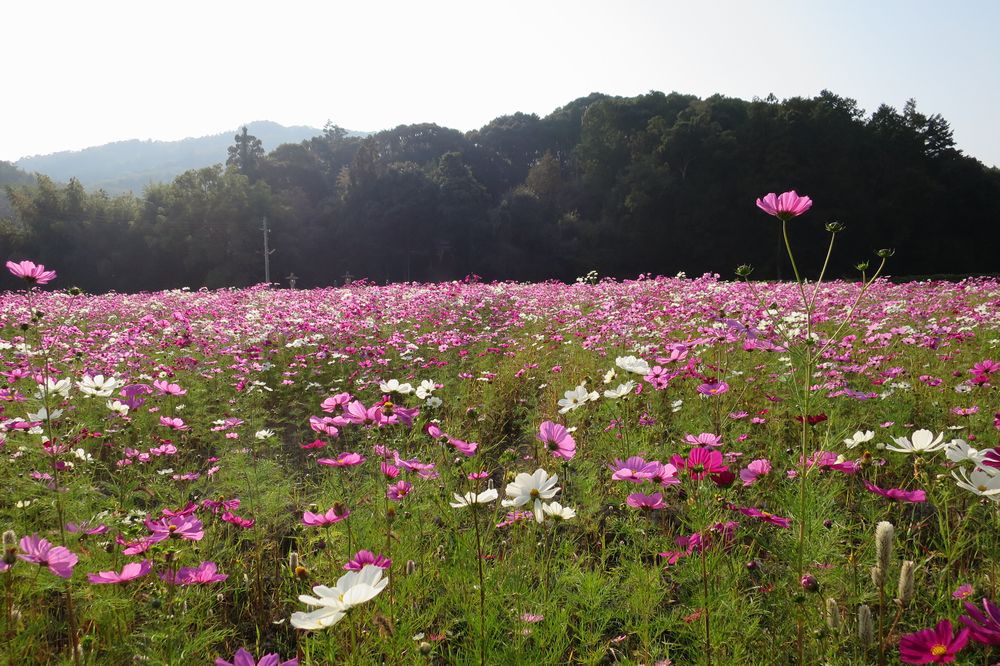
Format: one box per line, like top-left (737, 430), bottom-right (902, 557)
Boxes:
top-left (3, 0), bottom-right (999, 166)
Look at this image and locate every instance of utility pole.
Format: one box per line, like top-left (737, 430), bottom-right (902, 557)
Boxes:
top-left (262, 216), bottom-right (275, 284)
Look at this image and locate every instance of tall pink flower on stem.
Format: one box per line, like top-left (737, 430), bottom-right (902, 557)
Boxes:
top-left (144, 515), bottom-right (204, 542)
top-left (344, 549), bottom-right (392, 571)
top-left (302, 505), bottom-right (350, 526)
top-left (17, 535), bottom-right (78, 578)
top-left (537, 420), bottom-right (576, 460)
top-left (755, 191), bottom-right (813, 221)
top-left (6, 260), bottom-right (57, 285)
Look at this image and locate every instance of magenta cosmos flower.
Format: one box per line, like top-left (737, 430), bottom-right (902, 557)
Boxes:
top-left (302, 505), bottom-right (350, 526)
top-left (537, 420), bottom-right (576, 460)
top-left (316, 451), bottom-right (365, 467)
top-left (696, 381), bottom-right (729, 396)
top-left (681, 448), bottom-right (728, 480)
top-left (386, 480), bottom-right (413, 501)
top-left (862, 480), bottom-right (927, 503)
top-left (609, 456), bottom-right (658, 482)
top-left (626, 492), bottom-right (666, 510)
top-left (6, 259), bottom-right (57, 285)
top-left (960, 597), bottom-right (1000, 645)
top-left (731, 505), bottom-right (792, 528)
top-left (344, 549), bottom-right (392, 571)
top-left (740, 459), bottom-right (772, 486)
top-left (216, 648), bottom-right (297, 666)
top-left (898, 619), bottom-right (969, 663)
top-left (17, 535), bottom-right (78, 578)
top-left (161, 561), bottom-right (227, 585)
top-left (88, 560), bottom-right (152, 584)
top-left (145, 515), bottom-right (204, 542)
top-left (756, 191), bottom-right (813, 221)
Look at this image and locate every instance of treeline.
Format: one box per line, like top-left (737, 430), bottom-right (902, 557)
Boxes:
top-left (3, 90), bottom-right (999, 292)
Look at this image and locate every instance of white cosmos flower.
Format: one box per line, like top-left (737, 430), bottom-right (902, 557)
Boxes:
top-left (255, 429), bottom-right (275, 440)
top-left (615, 356), bottom-right (651, 375)
top-left (450, 488), bottom-right (499, 508)
top-left (557, 385), bottom-right (599, 414)
top-left (415, 380), bottom-right (437, 399)
top-left (77, 374), bottom-right (124, 397)
top-left (106, 400), bottom-right (130, 416)
top-left (542, 501), bottom-right (576, 521)
top-left (602, 369), bottom-right (617, 384)
top-left (603, 381), bottom-right (636, 399)
top-left (671, 399), bottom-right (684, 413)
top-left (502, 469), bottom-right (560, 523)
top-left (885, 429), bottom-right (947, 454)
top-left (425, 396), bottom-right (443, 409)
top-left (291, 564), bottom-right (388, 631)
top-left (35, 378), bottom-right (72, 399)
top-left (945, 439), bottom-right (984, 465)
top-left (843, 430), bottom-right (875, 449)
top-left (379, 379), bottom-right (413, 395)
top-left (27, 407), bottom-right (63, 421)
top-left (952, 466), bottom-right (1000, 500)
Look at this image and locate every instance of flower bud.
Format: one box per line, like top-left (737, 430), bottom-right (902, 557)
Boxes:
top-left (857, 604), bottom-right (873, 649)
top-left (896, 560), bottom-right (915, 607)
top-left (800, 574), bottom-right (819, 592)
top-left (876, 248), bottom-right (895, 258)
top-left (855, 261), bottom-right (870, 272)
top-left (825, 221), bottom-right (846, 233)
top-left (735, 264), bottom-right (754, 278)
top-left (825, 598), bottom-right (841, 631)
top-left (418, 641), bottom-right (432, 655)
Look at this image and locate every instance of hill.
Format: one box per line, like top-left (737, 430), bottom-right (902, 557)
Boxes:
top-left (13, 121), bottom-right (354, 193)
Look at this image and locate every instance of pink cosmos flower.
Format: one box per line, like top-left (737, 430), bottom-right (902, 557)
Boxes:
top-left (626, 492), bottom-right (666, 510)
top-left (320, 392), bottom-right (353, 413)
top-left (161, 561), bottom-right (227, 585)
top-left (17, 535), bottom-right (78, 578)
top-left (316, 452), bottom-right (365, 467)
top-left (159, 416), bottom-right (189, 431)
top-left (696, 381), bottom-right (729, 396)
top-left (145, 515), bottom-right (204, 542)
top-left (216, 648), bottom-right (298, 666)
top-left (898, 619), bottom-right (969, 663)
top-left (952, 584), bottom-right (974, 600)
top-left (609, 456), bottom-right (658, 482)
top-left (6, 260), bottom-right (57, 285)
top-left (87, 560), bottom-right (151, 584)
top-left (970, 360), bottom-right (1000, 375)
top-left (381, 462), bottom-right (401, 479)
top-left (386, 480), bottom-right (413, 501)
top-left (537, 421), bottom-right (576, 460)
top-left (152, 380), bottom-right (186, 396)
top-left (344, 549), bottom-right (392, 571)
top-left (740, 459), bottom-right (772, 486)
top-left (731, 505), bottom-right (792, 528)
top-left (960, 597), bottom-right (1000, 646)
top-left (220, 512), bottom-right (255, 528)
top-left (862, 480), bottom-right (927, 503)
top-left (647, 461), bottom-right (680, 486)
top-left (684, 433), bottom-right (723, 448)
top-left (447, 436), bottom-right (478, 456)
top-left (302, 505), bottom-right (350, 526)
top-left (308, 416), bottom-right (340, 437)
top-left (756, 191), bottom-right (813, 221)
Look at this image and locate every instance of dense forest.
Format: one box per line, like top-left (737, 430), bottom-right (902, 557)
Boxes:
top-left (3, 90), bottom-right (999, 292)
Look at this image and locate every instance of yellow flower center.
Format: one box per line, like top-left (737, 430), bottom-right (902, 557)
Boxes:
top-left (930, 644), bottom-right (947, 656)
top-left (530, 489), bottom-right (540, 499)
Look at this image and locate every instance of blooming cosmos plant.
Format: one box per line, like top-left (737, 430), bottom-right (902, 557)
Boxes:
top-left (290, 564), bottom-right (388, 630)
top-left (6, 259), bottom-right (57, 285)
top-left (502, 469), bottom-right (560, 523)
top-left (755, 191), bottom-right (813, 221)
top-left (215, 648), bottom-right (297, 666)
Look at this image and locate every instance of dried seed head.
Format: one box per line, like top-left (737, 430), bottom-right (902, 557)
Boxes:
top-left (858, 604), bottom-right (873, 649)
top-left (1, 530), bottom-right (16, 547)
top-left (825, 598), bottom-right (841, 631)
top-left (875, 521), bottom-right (894, 579)
top-left (287, 551), bottom-right (299, 570)
top-left (405, 560), bottom-right (417, 576)
top-left (871, 566), bottom-right (884, 589)
top-left (896, 560), bottom-right (916, 607)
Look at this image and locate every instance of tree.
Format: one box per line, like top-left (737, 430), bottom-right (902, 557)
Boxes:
top-left (226, 126), bottom-right (265, 181)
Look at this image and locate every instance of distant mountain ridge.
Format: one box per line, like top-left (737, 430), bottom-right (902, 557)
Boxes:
top-left (14, 121), bottom-right (364, 193)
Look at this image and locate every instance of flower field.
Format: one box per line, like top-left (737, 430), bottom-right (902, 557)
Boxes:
top-left (2, 261), bottom-right (1000, 664)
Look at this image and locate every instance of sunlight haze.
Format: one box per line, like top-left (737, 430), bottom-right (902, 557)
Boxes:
top-left (4, 0), bottom-right (998, 166)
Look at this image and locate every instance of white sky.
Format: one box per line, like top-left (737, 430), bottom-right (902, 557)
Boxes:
top-left (3, 0), bottom-right (999, 167)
